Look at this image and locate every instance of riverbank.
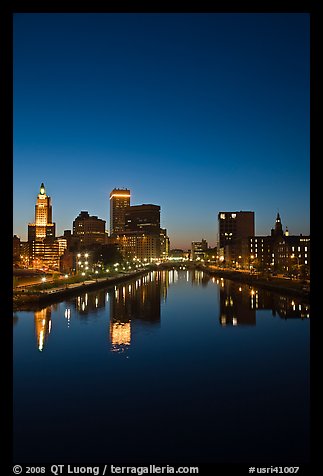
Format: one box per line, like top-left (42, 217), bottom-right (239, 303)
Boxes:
top-left (201, 266), bottom-right (310, 299)
top-left (13, 268), bottom-right (149, 311)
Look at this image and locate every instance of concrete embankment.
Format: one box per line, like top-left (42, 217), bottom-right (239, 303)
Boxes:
top-left (202, 267), bottom-right (310, 300)
top-left (13, 269), bottom-right (148, 311)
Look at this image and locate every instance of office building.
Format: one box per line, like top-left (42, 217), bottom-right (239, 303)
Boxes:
top-left (124, 204), bottom-right (160, 234)
top-left (27, 183), bottom-right (59, 269)
top-left (218, 211), bottom-right (254, 249)
top-left (191, 239), bottom-right (208, 260)
top-left (218, 211), bottom-right (255, 264)
top-left (114, 201), bottom-right (167, 262)
top-left (110, 188), bottom-right (131, 235)
top-left (160, 228), bottom-right (170, 259)
top-left (28, 183), bottom-right (55, 242)
top-left (116, 232), bottom-right (161, 262)
top-left (73, 211), bottom-right (106, 247)
top-left (30, 239), bottom-right (60, 269)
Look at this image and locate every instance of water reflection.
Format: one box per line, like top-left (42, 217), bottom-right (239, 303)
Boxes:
top-left (109, 271), bottom-right (164, 352)
top-left (14, 269), bottom-right (310, 464)
top-left (218, 280), bottom-right (310, 327)
top-left (23, 270), bottom-right (310, 351)
top-left (75, 291), bottom-right (106, 316)
top-left (34, 307), bottom-right (52, 351)
top-left (219, 281), bottom-right (256, 326)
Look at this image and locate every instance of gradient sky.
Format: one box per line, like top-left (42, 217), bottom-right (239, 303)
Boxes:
top-left (13, 13), bottom-right (310, 249)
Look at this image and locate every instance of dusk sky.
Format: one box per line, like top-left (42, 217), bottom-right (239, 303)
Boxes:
top-left (13, 13), bottom-right (310, 249)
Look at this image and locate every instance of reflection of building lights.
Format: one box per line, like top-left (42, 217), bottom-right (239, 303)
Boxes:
top-left (39, 330), bottom-right (44, 351)
top-left (110, 321), bottom-right (131, 348)
top-left (232, 317), bottom-right (237, 326)
top-left (221, 316), bottom-right (226, 326)
top-left (65, 308), bottom-right (71, 318)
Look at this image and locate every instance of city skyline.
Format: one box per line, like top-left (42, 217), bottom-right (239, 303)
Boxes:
top-left (14, 181), bottom-right (307, 251)
top-left (13, 13), bottom-right (310, 248)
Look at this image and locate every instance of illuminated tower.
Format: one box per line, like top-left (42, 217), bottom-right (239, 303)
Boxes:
top-left (28, 183), bottom-right (55, 242)
top-left (109, 188), bottom-right (131, 235)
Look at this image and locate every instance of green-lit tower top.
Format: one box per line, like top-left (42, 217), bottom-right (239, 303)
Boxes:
top-left (40, 183), bottom-right (46, 195)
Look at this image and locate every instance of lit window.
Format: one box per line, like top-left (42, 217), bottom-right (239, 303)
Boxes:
top-left (220, 213), bottom-right (225, 219)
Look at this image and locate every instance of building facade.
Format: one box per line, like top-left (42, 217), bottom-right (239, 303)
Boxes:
top-left (115, 232), bottom-right (161, 262)
top-left (73, 211), bottom-right (106, 247)
top-left (114, 203), bottom-right (168, 262)
top-left (191, 239), bottom-right (208, 260)
top-left (248, 213), bottom-right (310, 277)
top-left (110, 188), bottom-right (131, 235)
top-left (124, 204), bottom-right (160, 234)
top-left (160, 228), bottom-right (170, 260)
top-left (218, 211), bottom-right (255, 264)
top-left (28, 183), bottom-right (55, 242)
top-left (27, 183), bottom-right (59, 269)
top-left (218, 211), bottom-right (255, 249)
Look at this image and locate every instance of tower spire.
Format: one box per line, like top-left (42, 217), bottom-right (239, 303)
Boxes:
top-left (274, 212), bottom-right (283, 237)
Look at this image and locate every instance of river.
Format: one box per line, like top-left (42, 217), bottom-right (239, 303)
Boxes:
top-left (13, 269), bottom-right (310, 465)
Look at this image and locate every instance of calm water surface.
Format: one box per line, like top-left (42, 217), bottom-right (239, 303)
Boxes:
top-left (13, 270), bottom-right (310, 464)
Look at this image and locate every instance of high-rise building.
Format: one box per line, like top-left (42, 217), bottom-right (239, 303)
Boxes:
top-left (218, 211), bottom-right (255, 249)
top-left (28, 183), bottom-right (55, 242)
top-left (73, 211), bottom-right (106, 246)
top-left (116, 232), bottom-right (161, 262)
top-left (115, 203), bottom-right (167, 262)
top-left (110, 188), bottom-right (131, 235)
top-left (160, 228), bottom-right (170, 260)
top-left (27, 183), bottom-right (59, 269)
top-left (124, 204), bottom-right (160, 234)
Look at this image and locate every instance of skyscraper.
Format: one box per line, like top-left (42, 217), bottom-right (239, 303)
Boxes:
top-left (27, 183), bottom-right (59, 269)
top-left (124, 204), bottom-right (160, 234)
top-left (28, 183), bottom-right (55, 242)
top-left (218, 211), bottom-right (254, 249)
top-left (109, 188), bottom-right (131, 236)
top-left (73, 211), bottom-right (106, 246)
